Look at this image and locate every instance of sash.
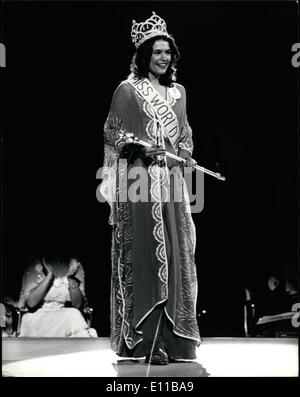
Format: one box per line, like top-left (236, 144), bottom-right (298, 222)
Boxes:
top-left (127, 75), bottom-right (180, 150)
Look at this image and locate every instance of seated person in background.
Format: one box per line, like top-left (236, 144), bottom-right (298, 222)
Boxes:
top-left (18, 255), bottom-right (97, 337)
top-left (1, 296), bottom-right (19, 337)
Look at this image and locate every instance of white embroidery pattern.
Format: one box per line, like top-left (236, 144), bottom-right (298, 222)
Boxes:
top-left (148, 164), bottom-right (169, 300)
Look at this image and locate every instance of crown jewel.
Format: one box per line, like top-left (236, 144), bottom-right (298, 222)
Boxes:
top-left (131, 11), bottom-right (170, 49)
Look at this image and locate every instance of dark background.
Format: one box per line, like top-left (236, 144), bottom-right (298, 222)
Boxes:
top-left (2, 1), bottom-right (298, 337)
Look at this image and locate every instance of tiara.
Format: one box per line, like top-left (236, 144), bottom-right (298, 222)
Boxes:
top-left (131, 11), bottom-right (171, 49)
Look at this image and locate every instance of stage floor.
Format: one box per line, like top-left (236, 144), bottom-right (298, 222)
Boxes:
top-left (2, 337), bottom-right (298, 377)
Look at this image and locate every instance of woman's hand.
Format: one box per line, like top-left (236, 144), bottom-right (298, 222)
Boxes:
top-left (26, 259), bottom-right (55, 308)
top-left (42, 259), bottom-right (54, 278)
top-left (178, 149), bottom-right (196, 169)
top-left (68, 275), bottom-right (83, 308)
top-left (119, 132), bottom-right (134, 145)
top-left (141, 145), bottom-right (166, 159)
top-left (184, 157), bottom-right (197, 168)
top-left (120, 132), bottom-right (166, 160)
top-left (66, 258), bottom-right (80, 277)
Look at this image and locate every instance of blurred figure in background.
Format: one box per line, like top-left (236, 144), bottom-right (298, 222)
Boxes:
top-left (18, 255), bottom-right (97, 337)
top-left (1, 296), bottom-right (19, 337)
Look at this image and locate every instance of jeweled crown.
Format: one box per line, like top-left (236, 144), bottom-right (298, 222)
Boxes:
top-left (131, 11), bottom-right (170, 49)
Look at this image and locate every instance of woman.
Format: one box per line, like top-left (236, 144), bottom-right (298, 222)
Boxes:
top-left (18, 255), bottom-right (97, 337)
top-left (101, 12), bottom-right (200, 364)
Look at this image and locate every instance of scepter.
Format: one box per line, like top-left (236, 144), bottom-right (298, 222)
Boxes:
top-left (120, 133), bottom-right (226, 181)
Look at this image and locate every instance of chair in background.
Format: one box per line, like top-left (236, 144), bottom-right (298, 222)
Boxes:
top-left (244, 275), bottom-right (298, 338)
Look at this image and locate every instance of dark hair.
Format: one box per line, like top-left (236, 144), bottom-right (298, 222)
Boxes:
top-left (44, 253), bottom-right (71, 267)
top-left (130, 35), bottom-right (180, 87)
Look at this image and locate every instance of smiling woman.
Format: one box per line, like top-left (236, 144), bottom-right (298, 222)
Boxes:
top-left (130, 26), bottom-right (180, 89)
top-left (150, 41), bottom-right (171, 71)
top-left (149, 41), bottom-right (172, 98)
top-left (100, 11), bottom-right (200, 365)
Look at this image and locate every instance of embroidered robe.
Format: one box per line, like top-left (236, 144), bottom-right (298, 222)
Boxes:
top-left (101, 78), bottom-right (200, 354)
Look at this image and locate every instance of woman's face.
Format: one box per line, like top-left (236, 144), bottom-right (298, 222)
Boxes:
top-left (148, 39), bottom-right (171, 78)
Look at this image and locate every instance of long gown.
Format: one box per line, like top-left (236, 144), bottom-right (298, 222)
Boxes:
top-left (101, 76), bottom-right (201, 358)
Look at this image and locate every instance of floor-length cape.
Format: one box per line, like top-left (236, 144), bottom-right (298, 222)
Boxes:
top-left (101, 77), bottom-right (201, 355)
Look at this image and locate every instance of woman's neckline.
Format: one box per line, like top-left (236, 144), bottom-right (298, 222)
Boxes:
top-left (148, 80), bottom-right (168, 100)
top-left (155, 85), bottom-right (168, 101)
